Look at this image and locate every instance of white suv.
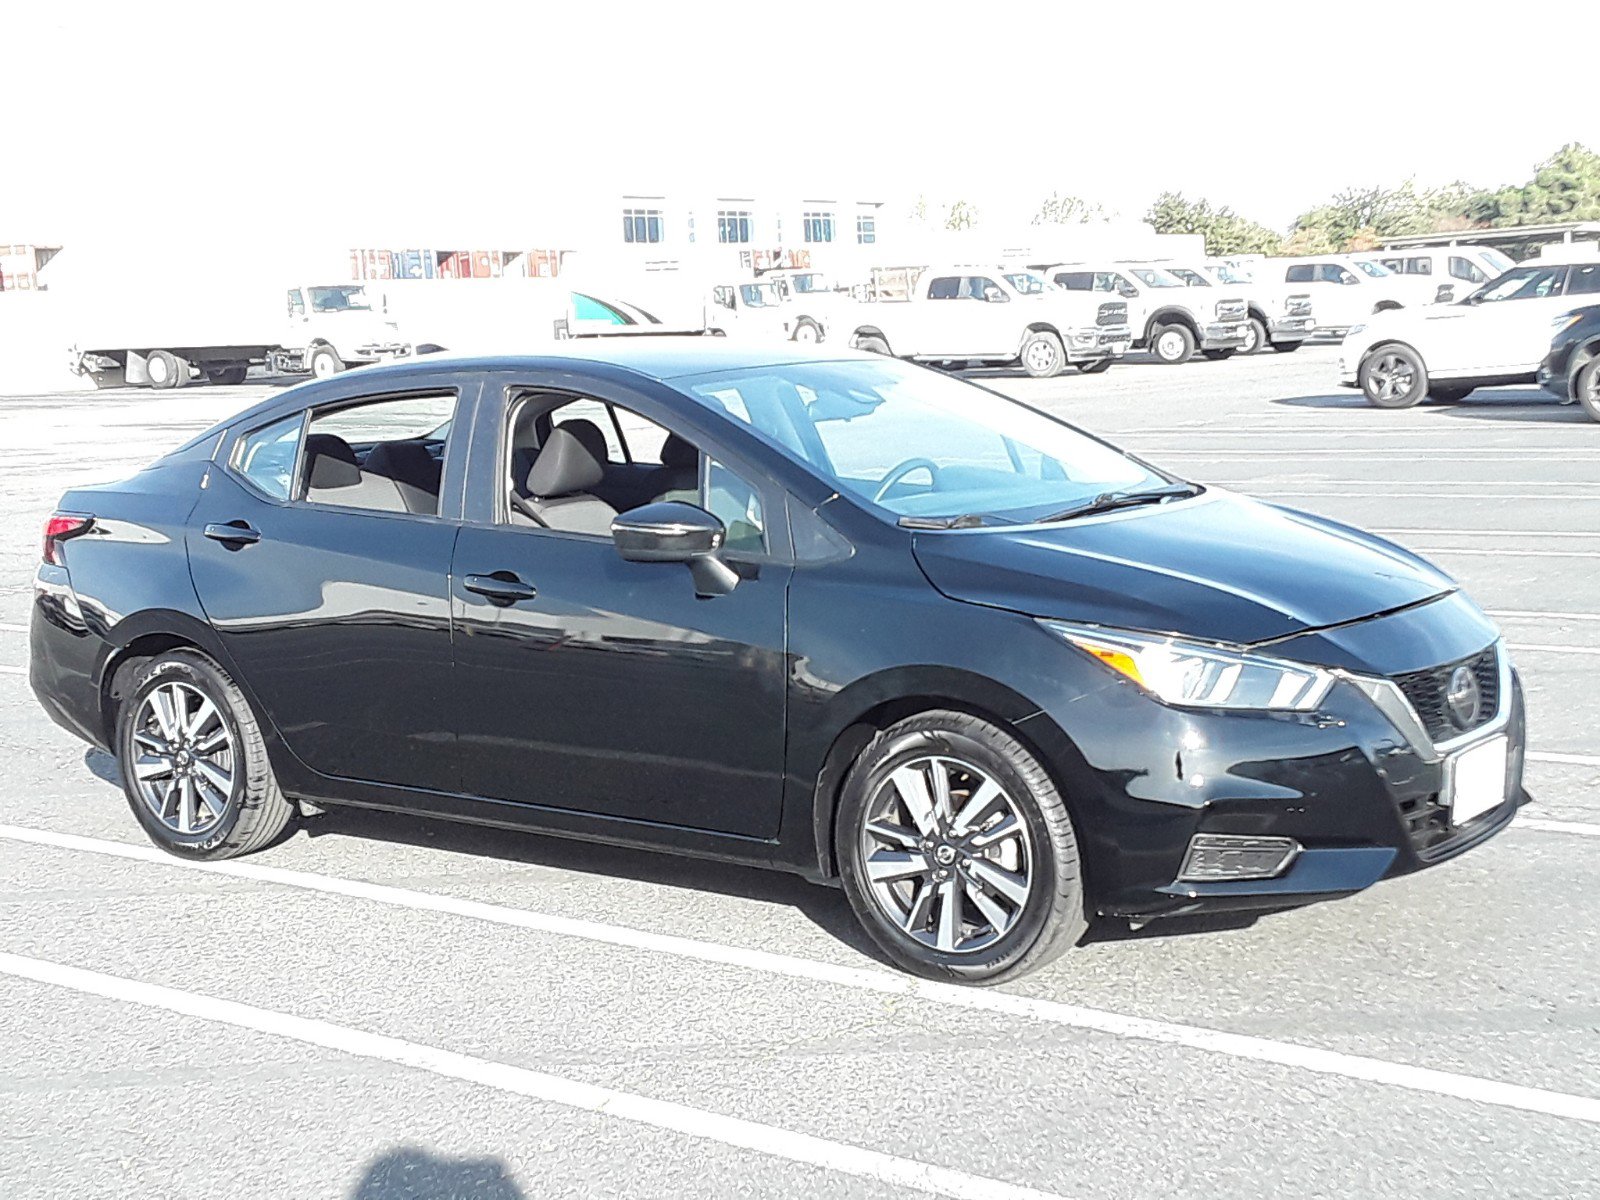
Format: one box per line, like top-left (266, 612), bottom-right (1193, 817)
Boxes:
top-left (1339, 259), bottom-right (1600, 407)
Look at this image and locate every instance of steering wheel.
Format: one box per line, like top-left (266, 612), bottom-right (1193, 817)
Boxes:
top-left (873, 457), bottom-right (941, 504)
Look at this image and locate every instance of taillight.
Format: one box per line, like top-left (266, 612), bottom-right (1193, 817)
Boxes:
top-left (42, 513), bottom-right (93, 565)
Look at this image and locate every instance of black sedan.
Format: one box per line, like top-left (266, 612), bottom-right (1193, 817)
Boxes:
top-left (30, 341), bottom-right (1527, 983)
top-left (1541, 303), bottom-right (1600, 421)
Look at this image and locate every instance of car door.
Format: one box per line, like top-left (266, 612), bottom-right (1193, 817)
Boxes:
top-left (1446, 265), bottom-right (1569, 375)
top-left (961, 274), bottom-right (1018, 356)
top-left (187, 379), bottom-right (471, 793)
top-left (449, 371), bottom-right (792, 839)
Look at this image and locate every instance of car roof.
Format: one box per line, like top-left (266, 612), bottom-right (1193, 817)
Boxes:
top-left (361, 337), bottom-right (869, 382)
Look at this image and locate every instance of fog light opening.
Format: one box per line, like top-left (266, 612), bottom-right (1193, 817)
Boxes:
top-left (1178, 834), bottom-right (1301, 882)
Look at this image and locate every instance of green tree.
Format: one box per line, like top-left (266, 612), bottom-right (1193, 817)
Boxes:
top-left (945, 199), bottom-right (980, 231)
top-left (1488, 143), bottom-right (1600, 226)
top-left (1146, 191), bottom-right (1282, 255)
top-left (1033, 192), bottom-right (1104, 225)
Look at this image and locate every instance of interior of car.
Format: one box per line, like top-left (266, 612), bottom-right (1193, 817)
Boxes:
top-left (303, 432), bottom-right (445, 515)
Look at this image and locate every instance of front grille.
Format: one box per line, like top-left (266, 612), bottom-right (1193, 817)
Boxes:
top-left (1216, 298), bottom-right (1247, 322)
top-left (1392, 645), bottom-right (1500, 744)
top-left (1286, 294), bottom-right (1313, 317)
top-left (1097, 300), bottom-right (1127, 327)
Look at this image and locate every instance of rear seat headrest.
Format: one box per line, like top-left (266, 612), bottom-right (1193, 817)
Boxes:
top-left (304, 433), bottom-right (361, 489)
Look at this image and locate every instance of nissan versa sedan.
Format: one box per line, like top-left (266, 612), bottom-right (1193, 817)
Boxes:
top-left (30, 342), bottom-right (1527, 983)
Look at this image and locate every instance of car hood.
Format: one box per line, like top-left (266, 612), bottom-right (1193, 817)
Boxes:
top-left (910, 490), bottom-right (1455, 645)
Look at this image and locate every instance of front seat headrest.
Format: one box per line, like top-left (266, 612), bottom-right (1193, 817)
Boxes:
top-left (364, 440), bottom-right (441, 490)
top-left (659, 432), bottom-right (698, 470)
top-left (556, 418), bottom-right (610, 464)
top-left (527, 426), bottom-right (605, 499)
top-left (304, 433), bottom-right (361, 489)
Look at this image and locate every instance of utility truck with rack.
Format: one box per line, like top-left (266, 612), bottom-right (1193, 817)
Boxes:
top-left (844, 265), bottom-right (1131, 378)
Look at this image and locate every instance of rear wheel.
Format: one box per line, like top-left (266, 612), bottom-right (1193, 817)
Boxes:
top-left (309, 346), bottom-right (344, 378)
top-left (1359, 344), bottom-right (1428, 409)
top-left (837, 711), bottom-right (1085, 984)
top-left (1149, 323), bottom-right (1195, 364)
top-left (1577, 358), bottom-right (1600, 423)
top-left (854, 334), bottom-right (891, 355)
top-left (115, 650), bottom-right (293, 860)
top-left (1019, 330), bottom-right (1066, 378)
top-left (1239, 317), bottom-right (1267, 356)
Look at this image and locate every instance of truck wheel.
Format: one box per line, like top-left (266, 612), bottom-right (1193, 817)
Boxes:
top-left (1201, 348), bottom-right (1236, 361)
top-left (1270, 339), bottom-right (1302, 353)
top-left (791, 318), bottom-right (822, 344)
top-left (146, 350), bottom-right (182, 390)
top-left (1359, 344), bottom-right (1428, 409)
top-left (1150, 324), bottom-right (1195, 365)
top-left (1019, 331), bottom-right (1065, 378)
top-left (309, 346), bottom-right (344, 378)
top-left (1073, 359), bottom-right (1113, 374)
top-left (854, 334), bottom-right (891, 355)
top-left (1240, 318), bottom-right (1267, 355)
top-left (209, 365), bottom-right (248, 386)
top-left (1574, 358), bottom-right (1600, 423)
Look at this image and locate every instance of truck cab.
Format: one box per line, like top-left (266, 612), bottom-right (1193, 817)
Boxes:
top-left (274, 283), bottom-right (412, 378)
top-left (1040, 262), bottom-right (1249, 363)
top-left (846, 265), bottom-right (1131, 378)
top-left (706, 279), bottom-right (829, 343)
top-left (1163, 259), bottom-right (1316, 355)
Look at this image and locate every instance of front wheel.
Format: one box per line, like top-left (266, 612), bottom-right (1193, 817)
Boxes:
top-left (1577, 358), bottom-right (1600, 423)
top-left (1149, 323), bottom-right (1196, 364)
top-left (791, 318), bottom-right (821, 344)
top-left (853, 334), bottom-right (891, 355)
top-left (1359, 344), bottom-right (1428, 409)
top-left (1019, 330), bottom-right (1066, 378)
top-left (115, 650), bottom-right (294, 860)
top-left (1240, 317), bottom-right (1267, 355)
top-left (837, 711), bottom-right (1085, 984)
top-left (309, 346), bottom-right (344, 378)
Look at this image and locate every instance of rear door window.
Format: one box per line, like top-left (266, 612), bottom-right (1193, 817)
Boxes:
top-left (1566, 264), bottom-right (1600, 295)
top-left (1448, 256), bottom-right (1486, 283)
top-left (301, 392), bottom-right (458, 515)
top-left (1285, 265), bottom-right (1314, 283)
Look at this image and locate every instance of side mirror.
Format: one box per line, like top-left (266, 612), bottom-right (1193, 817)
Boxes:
top-left (1118, 283), bottom-right (1139, 298)
top-left (983, 287), bottom-right (1007, 303)
top-left (611, 501), bottom-right (738, 596)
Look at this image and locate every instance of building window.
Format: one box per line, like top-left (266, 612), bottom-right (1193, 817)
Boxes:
top-left (856, 213), bottom-right (876, 244)
top-left (803, 211), bottom-right (835, 243)
top-left (623, 208), bottom-right (664, 244)
top-left (717, 210), bottom-right (753, 244)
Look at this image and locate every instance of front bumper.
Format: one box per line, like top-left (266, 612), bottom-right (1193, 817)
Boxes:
top-left (1067, 326), bottom-right (1133, 363)
top-left (353, 342), bottom-right (413, 362)
top-left (1268, 315), bottom-right (1315, 343)
top-left (1199, 322), bottom-right (1249, 351)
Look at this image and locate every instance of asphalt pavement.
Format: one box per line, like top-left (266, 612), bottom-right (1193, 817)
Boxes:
top-left (1, 346), bottom-right (1597, 1199)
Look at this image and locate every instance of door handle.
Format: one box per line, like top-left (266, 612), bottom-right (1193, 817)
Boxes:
top-left (203, 521), bottom-right (261, 546)
top-left (463, 572), bottom-right (538, 603)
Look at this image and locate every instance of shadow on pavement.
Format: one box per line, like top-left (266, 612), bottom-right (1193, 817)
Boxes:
top-left (1271, 386), bottom-right (1589, 421)
top-left (350, 1147), bottom-right (524, 1199)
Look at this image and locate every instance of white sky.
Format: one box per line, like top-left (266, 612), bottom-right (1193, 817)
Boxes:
top-left (9, 0), bottom-right (1599, 247)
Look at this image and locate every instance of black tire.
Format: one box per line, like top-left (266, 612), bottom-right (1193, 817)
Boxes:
top-left (1577, 358), bottom-right (1600, 424)
top-left (209, 365), bottom-right (248, 386)
top-left (1270, 339), bottom-right (1303, 353)
top-left (1239, 317), bottom-right (1267, 356)
top-left (1427, 384), bottom-right (1474, 404)
top-left (791, 317), bottom-right (822, 344)
top-left (836, 710), bottom-right (1085, 985)
top-left (146, 350), bottom-right (181, 390)
top-left (115, 650), bottom-right (294, 860)
top-left (1019, 330), bottom-right (1066, 378)
top-left (1149, 322), bottom-right (1196, 365)
top-left (309, 345), bottom-right (344, 378)
top-left (854, 334), bottom-right (892, 355)
top-left (1201, 348), bottom-right (1236, 361)
top-left (1073, 358), bottom-right (1113, 374)
top-left (1358, 343), bottom-right (1429, 409)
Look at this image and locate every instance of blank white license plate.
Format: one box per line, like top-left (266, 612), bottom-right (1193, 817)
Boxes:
top-left (1447, 736), bottom-right (1509, 826)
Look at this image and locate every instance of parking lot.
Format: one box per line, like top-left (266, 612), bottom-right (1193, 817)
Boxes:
top-left (2, 344), bottom-right (1597, 1198)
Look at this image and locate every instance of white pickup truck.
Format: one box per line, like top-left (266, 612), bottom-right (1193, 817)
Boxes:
top-left (1037, 262), bottom-right (1249, 363)
top-left (1340, 257), bottom-right (1600, 407)
top-left (706, 279), bottom-right (830, 343)
top-left (1256, 255), bottom-right (1433, 336)
top-left (844, 265), bottom-right (1132, 378)
top-left (1163, 260), bottom-right (1316, 355)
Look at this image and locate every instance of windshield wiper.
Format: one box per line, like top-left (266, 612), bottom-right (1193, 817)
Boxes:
top-left (897, 513), bottom-right (996, 530)
top-left (1037, 483), bottom-right (1200, 524)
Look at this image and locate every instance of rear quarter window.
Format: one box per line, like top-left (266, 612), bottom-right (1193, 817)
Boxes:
top-left (231, 414), bottom-right (304, 500)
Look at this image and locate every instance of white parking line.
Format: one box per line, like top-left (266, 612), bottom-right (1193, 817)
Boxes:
top-left (1373, 530), bottom-right (1600, 539)
top-left (0, 622), bottom-right (28, 633)
top-left (1490, 610), bottom-right (1600, 623)
top-left (1528, 751), bottom-right (1600, 767)
top-left (0, 953), bottom-right (1064, 1200)
top-left (0, 665), bottom-right (26, 676)
top-left (1507, 644), bottom-right (1600, 657)
top-left (1519, 818), bottom-right (1600, 838)
top-left (1409, 548), bottom-right (1600, 560)
top-left (1, 823), bottom-right (1597, 1128)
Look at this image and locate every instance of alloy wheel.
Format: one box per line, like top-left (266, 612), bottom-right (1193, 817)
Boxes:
top-left (858, 755), bottom-right (1035, 954)
top-left (130, 681), bottom-right (236, 835)
top-left (1368, 352), bottom-right (1415, 403)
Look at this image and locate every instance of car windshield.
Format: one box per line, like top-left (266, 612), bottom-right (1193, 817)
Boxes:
top-left (1479, 248), bottom-right (1515, 275)
top-left (1353, 260), bottom-right (1390, 278)
top-left (680, 359), bottom-right (1176, 523)
top-left (1470, 265), bottom-right (1565, 303)
top-left (1168, 267), bottom-right (1210, 286)
top-left (308, 286), bottom-right (372, 312)
top-left (1129, 268), bottom-right (1185, 288)
top-left (1003, 272), bottom-right (1051, 294)
top-left (739, 283), bottom-right (780, 307)
top-left (1209, 263), bottom-right (1253, 284)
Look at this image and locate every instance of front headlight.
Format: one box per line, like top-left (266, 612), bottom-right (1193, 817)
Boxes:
top-left (1040, 621), bottom-right (1335, 711)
